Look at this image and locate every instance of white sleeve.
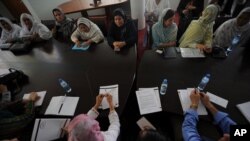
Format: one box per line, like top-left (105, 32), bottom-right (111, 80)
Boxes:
top-left (91, 30), bottom-right (104, 43)
top-left (87, 108), bottom-right (99, 119)
top-left (0, 31), bottom-right (8, 44)
top-left (102, 111), bottom-right (120, 141)
top-left (38, 24), bottom-right (52, 40)
top-left (71, 29), bottom-right (79, 43)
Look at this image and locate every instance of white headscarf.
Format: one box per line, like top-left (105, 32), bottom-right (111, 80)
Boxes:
top-left (145, 0), bottom-right (170, 19)
top-left (213, 7), bottom-right (250, 48)
top-left (0, 17), bottom-right (21, 44)
top-left (20, 13), bottom-right (52, 40)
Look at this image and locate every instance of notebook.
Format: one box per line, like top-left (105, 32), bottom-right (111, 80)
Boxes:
top-left (0, 43), bottom-right (12, 50)
top-left (72, 43), bottom-right (90, 51)
top-left (23, 91), bottom-right (46, 106)
top-left (180, 48), bottom-right (205, 58)
top-left (45, 96), bottom-right (79, 116)
top-left (236, 101), bottom-right (250, 123)
top-left (99, 84), bottom-right (119, 109)
top-left (31, 118), bottom-right (70, 141)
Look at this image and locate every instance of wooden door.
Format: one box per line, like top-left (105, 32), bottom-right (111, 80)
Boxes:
top-left (2, 0), bottom-right (30, 20)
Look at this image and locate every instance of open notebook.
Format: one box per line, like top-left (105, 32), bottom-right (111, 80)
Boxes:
top-left (180, 48), bottom-right (205, 58)
top-left (99, 84), bottom-right (119, 109)
top-left (31, 118), bottom-right (70, 141)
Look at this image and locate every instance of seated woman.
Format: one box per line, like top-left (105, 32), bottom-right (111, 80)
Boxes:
top-left (0, 17), bottom-right (21, 45)
top-left (71, 17), bottom-right (104, 47)
top-left (107, 8), bottom-right (137, 51)
top-left (20, 13), bottom-right (52, 42)
top-left (213, 7), bottom-right (250, 48)
top-left (152, 8), bottom-right (177, 49)
top-left (145, 0), bottom-right (170, 22)
top-left (52, 8), bottom-right (76, 40)
top-left (66, 94), bottom-right (120, 141)
top-left (179, 4), bottom-right (219, 53)
top-left (0, 84), bottom-right (40, 139)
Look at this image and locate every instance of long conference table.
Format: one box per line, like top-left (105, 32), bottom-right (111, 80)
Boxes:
top-left (137, 47), bottom-right (250, 124)
top-left (0, 39), bottom-right (137, 116)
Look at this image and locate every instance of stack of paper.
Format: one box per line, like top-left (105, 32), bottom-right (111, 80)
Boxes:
top-left (99, 84), bottom-right (119, 109)
top-left (23, 91), bottom-right (46, 106)
top-left (180, 48), bottom-right (205, 58)
top-left (236, 101), bottom-right (250, 123)
top-left (206, 92), bottom-right (228, 108)
top-left (31, 118), bottom-right (70, 141)
top-left (178, 88), bottom-right (208, 115)
top-left (137, 117), bottom-right (156, 130)
top-left (45, 96), bottom-right (79, 116)
top-left (136, 87), bottom-right (162, 115)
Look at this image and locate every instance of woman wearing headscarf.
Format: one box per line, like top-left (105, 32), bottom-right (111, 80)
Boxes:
top-left (71, 17), bottom-right (104, 47)
top-left (107, 8), bottom-right (137, 51)
top-left (20, 13), bottom-right (52, 42)
top-left (213, 7), bottom-right (250, 48)
top-left (145, 0), bottom-right (170, 22)
top-left (179, 4), bottom-right (219, 53)
top-left (66, 94), bottom-right (120, 141)
top-left (0, 17), bottom-right (21, 44)
top-left (152, 8), bottom-right (178, 49)
top-left (52, 8), bottom-right (76, 40)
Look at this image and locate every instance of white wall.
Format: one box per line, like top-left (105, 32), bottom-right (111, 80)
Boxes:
top-left (0, 1), bottom-right (14, 20)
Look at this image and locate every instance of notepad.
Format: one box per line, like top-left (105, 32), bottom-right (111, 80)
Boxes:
top-left (139, 87), bottom-right (161, 109)
top-left (99, 84), bottom-right (119, 109)
top-left (178, 88), bottom-right (207, 115)
top-left (45, 96), bottom-right (79, 116)
top-left (236, 101), bottom-right (250, 123)
top-left (137, 117), bottom-right (156, 130)
top-left (72, 43), bottom-right (90, 51)
top-left (136, 88), bottom-right (162, 115)
top-left (180, 48), bottom-right (205, 58)
top-left (23, 91), bottom-right (46, 106)
top-left (31, 118), bottom-right (70, 141)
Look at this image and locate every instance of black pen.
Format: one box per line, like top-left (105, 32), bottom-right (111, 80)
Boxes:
top-left (58, 94), bottom-right (66, 114)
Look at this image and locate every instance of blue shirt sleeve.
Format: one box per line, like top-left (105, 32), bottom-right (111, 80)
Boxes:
top-left (213, 111), bottom-right (237, 134)
top-left (182, 109), bottom-right (202, 141)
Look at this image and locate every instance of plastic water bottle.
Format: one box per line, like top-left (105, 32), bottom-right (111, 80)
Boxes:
top-left (160, 79), bottom-right (168, 95)
top-left (58, 78), bottom-right (72, 93)
top-left (197, 74), bottom-right (210, 91)
top-left (2, 91), bottom-right (11, 102)
top-left (226, 34), bottom-right (241, 55)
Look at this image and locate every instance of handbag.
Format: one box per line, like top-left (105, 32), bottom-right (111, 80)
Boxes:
top-left (0, 68), bottom-right (29, 96)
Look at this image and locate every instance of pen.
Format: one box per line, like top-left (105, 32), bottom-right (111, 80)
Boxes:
top-left (58, 94), bottom-right (66, 114)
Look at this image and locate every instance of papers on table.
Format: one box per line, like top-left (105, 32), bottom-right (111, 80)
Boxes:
top-left (23, 91), bottom-right (46, 106)
top-left (72, 43), bottom-right (90, 51)
top-left (0, 68), bottom-right (9, 75)
top-left (136, 87), bottom-right (162, 115)
top-left (99, 84), bottom-right (119, 109)
top-left (236, 101), bottom-right (250, 123)
top-left (31, 118), bottom-right (70, 141)
top-left (178, 88), bottom-right (208, 115)
top-left (0, 43), bottom-right (11, 49)
top-left (45, 96), bottom-right (79, 116)
top-left (206, 92), bottom-right (228, 108)
top-left (180, 48), bottom-right (205, 58)
top-left (137, 117), bottom-right (156, 130)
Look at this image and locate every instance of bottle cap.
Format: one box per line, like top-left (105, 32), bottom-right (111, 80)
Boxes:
top-left (163, 79), bottom-right (168, 83)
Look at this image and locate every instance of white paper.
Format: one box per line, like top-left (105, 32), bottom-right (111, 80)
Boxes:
top-left (0, 43), bottom-right (11, 49)
top-left (23, 91), bottom-right (46, 106)
top-left (45, 96), bottom-right (79, 116)
top-left (137, 117), bottom-right (156, 130)
top-left (236, 101), bottom-right (250, 123)
top-left (206, 92), bottom-right (228, 108)
top-left (180, 48), bottom-right (205, 58)
top-left (0, 68), bottom-right (9, 75)
top-left (99, 84), bottom-right (119, 109)
top-left (139, 87), bottom-right (161, 108)
top-left (136, 89), bottom-right (162, 115)
top-left (31, 118), bottom-right (70, 141)
top-left (178, 88), bottom-right (208, 115)
top-left (155, 49), bottom-right (163, 54)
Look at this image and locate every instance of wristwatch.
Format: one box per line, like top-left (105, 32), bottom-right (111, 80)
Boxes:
top-left (190, 104), bottom-right (198, 109)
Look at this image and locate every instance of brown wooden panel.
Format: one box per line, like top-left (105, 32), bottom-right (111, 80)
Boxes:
top-left (2, 0), bottom-right (30, 20)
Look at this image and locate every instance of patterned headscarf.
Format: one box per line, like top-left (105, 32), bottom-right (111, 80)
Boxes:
top-left (67, 114), bottom-right (104, 141)
top-left (198, 4), bottom-right (219, 25)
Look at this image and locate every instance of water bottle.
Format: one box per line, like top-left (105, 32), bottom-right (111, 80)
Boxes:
top-left (226, 34), bottom-right (241, 55)
top-left (197, 74), bottom-right (210, 91)
top-left (160, 79), bottom-right (168, 95)
top-left (2, 91), bottom-right (11, 102)
top-left (58, 78), bottom-right (72, 93)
